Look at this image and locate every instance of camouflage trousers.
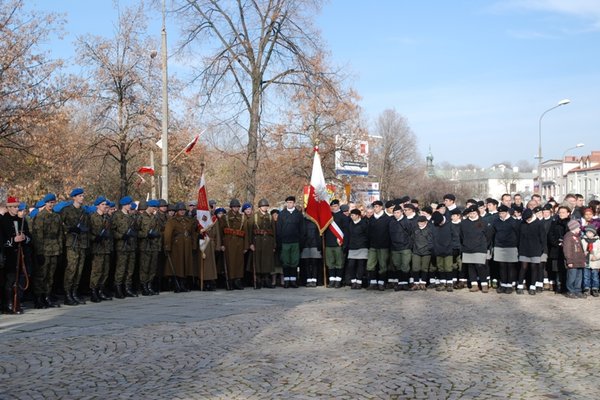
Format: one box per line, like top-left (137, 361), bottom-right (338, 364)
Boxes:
top-left (115, 251), bottom-right (136, 286)
top-left (139, 251), bottom-right (158, 285)
top-left (34, 255), bottom-right (59, 295)
top-left (90, 253), bottom-right (110, 289)
top-left (64, 247), bottom-right (86, 291)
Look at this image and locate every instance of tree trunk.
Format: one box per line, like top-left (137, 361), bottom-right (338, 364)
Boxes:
top-left (245, 81), bottom-right (261, 204)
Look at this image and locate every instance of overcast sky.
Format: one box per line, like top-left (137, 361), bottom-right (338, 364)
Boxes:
top-left (33, 0), bottom-right (599, 167)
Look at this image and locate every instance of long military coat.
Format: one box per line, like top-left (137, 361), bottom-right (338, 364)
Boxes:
top-left (221, 210), bottom-right (249, 279)
top-left (164, 215), bottom-right (197, 277)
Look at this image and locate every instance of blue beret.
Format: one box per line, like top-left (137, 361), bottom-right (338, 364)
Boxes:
top-left (242, 202), bottom-right (252, 212)
top-left (93, 196), bottom-right (107, 206)
top-left (34, 199), bottom-right (45, 208)
top-left (130, 203), bottom-right (137, 210)
top-left (53, 200), bottom-right (73, 213)
top-left (83, 205), bottom-right (97, 214)
top-left (30, 209), bottom-right (39, 219)
top-left (17, 202), bottom-right (27, 211)
top-left (147, 199), bottom-right (160, 207)
top-left (42, 193), bottom-right (57, 203)
top-left (119, 196), bottom-right (133, 206)
top-left (107, 201), bottom-right (116, 208)
top-left (215, 207), bottom-right (226, 215)
top-left (70, 187), bottom-right (84, 197)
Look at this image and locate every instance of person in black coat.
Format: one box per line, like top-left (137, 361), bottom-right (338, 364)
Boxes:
top-left (323, 200), bottom-right (349, 288)
top-left (491, 204), bottom-right (520, 294)
top-left (517, 209), bottom-right (546, 295)
top-left (366, 201), bottom-right (390, 290)
top-left (389, 205), bottom-right (413, 291)
top-left (432, 211), bottom-right (454, 291)
top-left (346, 209), bottom-right (369, 289)
top-left (547, 206), bottom-right (572, 293)
top-left (276, 196), bottom-right (304, 288)
top-left (539, 204), bottom-right (554, 290)
top-left (300, 217), bottom-right (322, 287)
top-left (449, 208), bottom-right (464, 288)
top-left (460, 205), bottom-right (493, 293)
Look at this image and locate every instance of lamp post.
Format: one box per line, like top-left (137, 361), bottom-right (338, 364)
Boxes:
top-left (559, 143), bottom-right (584, 200)
top-left (536, 98), bottom-right (570, 198)
top-left (160, 0), bottom-right (169, 202)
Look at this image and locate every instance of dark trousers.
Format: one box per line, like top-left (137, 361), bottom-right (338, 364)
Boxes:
top-left (466, 263), bottom-right (489, 285)
top-left (345, 259), bottom-right (366, 283)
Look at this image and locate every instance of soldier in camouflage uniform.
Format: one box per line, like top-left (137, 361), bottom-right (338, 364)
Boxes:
top-left (89, 196), bottom-right (113, 302)
top-left (60, 188), bottom-right (89, 306)
top-left (137, 200), bottom-right (161, 295)
top-left (32, 193), bottom-right (63, 308)
top-left (155, 199), bottom-right (169, 293)
top-left (112, 196), bottom-right (138, 298)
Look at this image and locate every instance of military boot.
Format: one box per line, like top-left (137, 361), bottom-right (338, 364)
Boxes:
top-left (90, 288), bottom-right (101, 303)
top-left (141, 283), bottom-right (151, 296)
top-left (72, 289), bottom-right (86, 305)
top-left (99, 286), bottom-right (112, 300)
top-left (44, 295), bottom-right (60, 308)
top-left (64, 290), bottom-right (78, 306)
top-left (114, 285), bottom-right (125, 299)
top-left (146, 282), bottom-right (157, 295)
top-left (125, 285), bottom-right (138, 297)
top-left (34, 295), bottom-right (48, 309)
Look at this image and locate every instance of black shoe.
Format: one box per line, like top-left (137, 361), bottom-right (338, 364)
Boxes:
top-left (565, 292), bottom-right (577, 299)
top-left (34, 296), bottom-right (48, 309)
top-left (496, 287), bottom-right (505, 294)
top-left (528, 289), bottom-right (536, 295)
top-left (263, 280), bottom-right (275, 289)
top-left (378, 284), bottom-right (385, 291)
top-left (233, 279), bottom-right (244, 290)
top-left (516, 289), bottom-right (524, 295)
top-left (592, 289), bottom-right (599, 297)
top-left (283, 281), bottom-right (290, 289)
top-left (114, 285), bottom-right (125, 299)
top-left (99, 287), bottom-right (112, 300)
top-left (125, 285), bottom-right (138, 297)
top-left (44, 296), bottom-right (60, 308)
top-left (90, 289), bottom-right (101, 303)
top-left (72, 290), bottom-right (86, 305)
top-left (505, 287), bottom-right (514, 294)
top-left (64, 292), bottom-right (78, 306)
top-left (141, 285), bottom-right (150, 296)
top-left (334, 281), bottom-right (341, 289)
top-left (289, 281), bottom-right (299, 288)
top-left (146, 283), bottom-right (157, 295)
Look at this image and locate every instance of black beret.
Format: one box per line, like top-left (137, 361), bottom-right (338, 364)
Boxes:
top-left (417, 215), bottom-right (428, 223)
top-left (522, 208), bottom-right (533, 220)
top-left (421, 206), bottom-right (433, 215)
top-left (384, 200), bottom-right (395, 209)
top-left (270, 209), bottom-right (280, 215)
top-left (513, 205), bottom-right (524, 213)
top-left (443, 194), bottom-right (456, 201)
top-left (465, 205), bottom-right (479, 214)
top-left (498, 204), bottom-right (510, 213)
top-left (533, 206), bottom-right (542, 213)
top-left (466, 198), bottom-right (477, 205)
top-left (393, 204), bottom-right (403, 212)
top-left (487, 198), bottom-right (499, 206)
top-left (431, 211), bottom-right (444, 226)
top-left (399, 196), bottom-right (410, 204)
top-left (476, 200), bottom-right (485, 207)
top-left (350, 209), bottom-right (362, 216)
top-left (449, 208), bottom-right (462, 216)
top-left (372, 200), bottom-right (383, 207)
top-left (285, 196), bottom-right (296, 202)
top-left (330, 199), bottom-right (340, 206)
top-left (403, 203), bottom-right (416, 211)
top-left (542, 203), bottom-right (553, 211)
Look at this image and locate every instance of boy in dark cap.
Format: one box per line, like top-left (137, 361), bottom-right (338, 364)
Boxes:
top-left (366, 200), bottom-right (390, 290)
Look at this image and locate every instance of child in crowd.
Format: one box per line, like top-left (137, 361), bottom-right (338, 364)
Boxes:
top-left (582, 226), bottom-right (600, 297)
top-left (563, 220), bottom-right (586, 299)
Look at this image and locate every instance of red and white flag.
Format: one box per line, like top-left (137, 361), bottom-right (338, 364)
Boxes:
top-left (184, 133), bottom-right (200, 154)
top-left (305, 146), bottom-right (337, 239)
top-left (138, 166), bottom-right (155, 176)
top-left (196, 173), bottom-right (215, 230)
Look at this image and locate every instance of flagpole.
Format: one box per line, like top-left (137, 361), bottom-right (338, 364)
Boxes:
top-left (160, 0), bottom-right (169, 202)
top-left (150, 150), bottom-right (156, 199)
top-left (198, 161), bottom-right (206, 291)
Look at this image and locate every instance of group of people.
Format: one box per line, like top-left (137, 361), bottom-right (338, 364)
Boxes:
top-left (1, 187), bottom-right (599, 315)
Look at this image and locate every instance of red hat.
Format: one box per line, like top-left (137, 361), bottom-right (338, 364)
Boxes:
top-left (6, 196), bottom-right (19, 206)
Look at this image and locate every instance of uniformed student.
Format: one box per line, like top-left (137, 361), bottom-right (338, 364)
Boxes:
top-left (366, 200), bottom-right (390, 290)
top-left (89, 196), bottom-right (113, 302)
top-left (112, 196), bottom-right (138, 298)
top-left (276, 196), bottom-right (304, 288)
top-left (491, 204), bottom-right (520, 294)
top-left (346, 208), bottom-right (368, 289)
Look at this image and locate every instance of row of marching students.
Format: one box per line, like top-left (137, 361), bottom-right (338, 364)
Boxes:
top-left (314, 194), bottom-right (600, 297)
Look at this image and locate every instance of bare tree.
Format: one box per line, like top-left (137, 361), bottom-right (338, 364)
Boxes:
top-left (175, 0), bottom-right (327, 203)
top-left (76, 3), bottom-right (161, 198)
top-left (0, 0), bottom-right (67, 151)
top-left (371, 109), bottom-right (420, 200)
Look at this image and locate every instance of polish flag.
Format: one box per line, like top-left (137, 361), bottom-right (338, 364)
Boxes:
top-left (138, 166), bottom-right (155, 176)
top-left (305, 146), bottom-right (334, 236)
top-left (196, 173), bottom-right (215, 229)
top-left (184, 133), bottom-right (200, 154)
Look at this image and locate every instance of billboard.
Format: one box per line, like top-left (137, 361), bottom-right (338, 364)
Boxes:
top-left (335, 135), bottom-right (369, 176)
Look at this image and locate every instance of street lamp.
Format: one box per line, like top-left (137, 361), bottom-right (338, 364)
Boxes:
top-left (561, 143), bottom-right (585, 162)
top-left (536, 98), bottom-right (570, 198)
top-left (560, 143), bottom-right (584, 199)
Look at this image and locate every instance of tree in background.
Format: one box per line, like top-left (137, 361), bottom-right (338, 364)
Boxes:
top-left (371, 109), bottom-right (421, 200)
top-left (175, 0), bottom-right (332, 203)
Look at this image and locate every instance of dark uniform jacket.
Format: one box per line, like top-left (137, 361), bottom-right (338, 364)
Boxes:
top-left (432, 221), bottom-right (453, 257)
top-left (367, 212), bottom-right (390, 249)
top-left (460, 217), bottom-right (491, 254)
top-left (301, 218), bottom-right (322, 251)
top-left (324, 210), bottom-right (349, 248)
top-left (412, 224), bottom-right (433, 256)
top-left (277, 208), bottom-right (304, 245)
top-left (491, 216), bottom-right (520, 248)
top-left (518, 218), bottom-right (546, 258)
top-left (389, 217), bottom-right (412, 251)
top-left (347, 218), bottom-right (369, 250)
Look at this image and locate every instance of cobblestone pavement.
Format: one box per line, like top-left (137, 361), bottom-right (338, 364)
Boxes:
top-left (1, 287), bottom-right (600, 399)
